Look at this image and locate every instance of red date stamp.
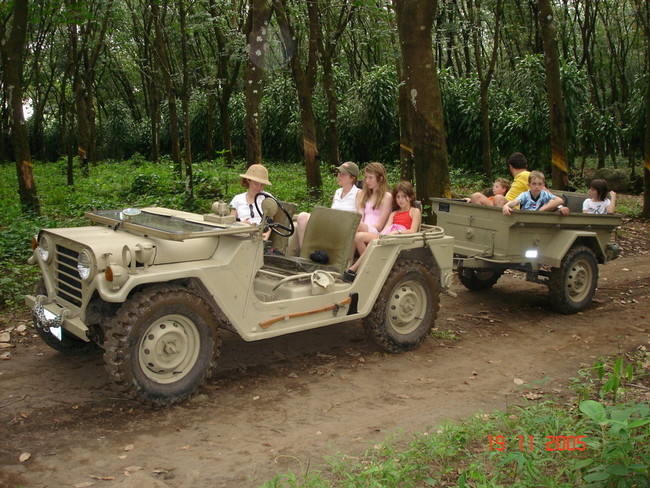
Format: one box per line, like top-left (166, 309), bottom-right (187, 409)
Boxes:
top-left (487, 435), bottom-right (587, 451)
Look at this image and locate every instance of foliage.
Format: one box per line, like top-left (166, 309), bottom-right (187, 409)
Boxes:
top-left (260, 354), bottom-right (650, 487)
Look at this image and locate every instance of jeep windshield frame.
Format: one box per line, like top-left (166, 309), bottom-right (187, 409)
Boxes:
top-left (86, 208), bottom-right (258, 241)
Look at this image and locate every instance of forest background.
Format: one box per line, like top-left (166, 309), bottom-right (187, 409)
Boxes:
top-left (0, 0), bottom-right (649, 306)
top-left (1, 0), bottom-right (649, 207)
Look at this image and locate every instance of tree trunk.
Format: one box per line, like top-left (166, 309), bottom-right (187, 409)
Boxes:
top-left (151, 0), bottom-right (182, 176)
top-left (396, 57), bottom-right (414, 182)
top-left (0, 0), bottom-right (40, 213)
top-left (394, 0), bottom-right (451, 223)
top-left (275, 0), bottom-right (322, 197)
top-left (244, 0), bottom-right (271, 167)
top-left (321, 55), bottom-right (340, 165)
top-left (538, 0), bottom-right (569, 190)
top-left (178, 0), bottom-right (192, 197)
top-left (638, 0), bottom-right (650, 218)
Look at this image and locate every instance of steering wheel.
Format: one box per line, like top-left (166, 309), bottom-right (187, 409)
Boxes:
top-left (254, 192), bottom-right (295, 237)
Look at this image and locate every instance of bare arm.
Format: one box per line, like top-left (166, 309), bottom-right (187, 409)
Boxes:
top-left (606, 191), bottom-right (617, 214)
top-left (406, 207), bottom-right (422, 233)
top-left (539, 195), bottom-right (562, 211)
top-left (502, 199), bottom-right (519, 215)
top-left (376, 192), bottom-right (393, 230)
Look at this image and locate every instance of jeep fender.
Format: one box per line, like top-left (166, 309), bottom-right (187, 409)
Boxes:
top-left (537, 231), bottom-right (606, 267)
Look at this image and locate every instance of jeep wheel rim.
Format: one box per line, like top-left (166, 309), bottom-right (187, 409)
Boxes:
top-left (387, 280), bottom-right (426, 335)
top-left (138, 314), bottom-right (201, 384)
top-left (566, 259), bottom-right (593, 302)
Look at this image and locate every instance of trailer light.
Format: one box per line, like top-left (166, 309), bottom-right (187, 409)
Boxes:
top-left (525, 249), bottom-right (538, 259)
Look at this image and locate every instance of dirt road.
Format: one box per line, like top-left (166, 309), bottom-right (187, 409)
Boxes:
top-left (1, 243), bottom-right (649, 488)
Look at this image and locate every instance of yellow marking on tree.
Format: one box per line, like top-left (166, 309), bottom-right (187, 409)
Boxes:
top-left (400, 143), bottom-right (414, 154)
top-left (552, 152), bottom-right (568, 173)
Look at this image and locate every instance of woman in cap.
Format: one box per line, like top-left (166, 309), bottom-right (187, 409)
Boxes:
top-left (230, 164), bottom-right (273, 239)
top-left (295, 161), bottom-right (361, 248)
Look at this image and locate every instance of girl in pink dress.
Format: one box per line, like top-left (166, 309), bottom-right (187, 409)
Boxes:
top-left (344, 181), bottom-right (421, 281)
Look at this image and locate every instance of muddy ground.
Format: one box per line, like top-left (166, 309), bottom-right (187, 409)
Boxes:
top-left (1, 222), bottom-right (649, 488)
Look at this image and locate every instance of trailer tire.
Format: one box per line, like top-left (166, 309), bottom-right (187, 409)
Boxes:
top-left (104, 285), bottom-right (220, 407)
top-left (32, 279), bottom-right (100, 355)
top-left (457, 267), bottom-right (503, 290)
top-left (364, 259), bottom-right (439, 353)
top-left (549, 245), bottom-right (598, 314)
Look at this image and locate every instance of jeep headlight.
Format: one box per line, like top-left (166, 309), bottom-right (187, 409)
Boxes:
top-left (77, 249), bottom-right (94, 281)
top-left (37, 234), bottom-right (53, 263)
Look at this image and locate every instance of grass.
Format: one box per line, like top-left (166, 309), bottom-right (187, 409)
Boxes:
top-left (260, 352), bottom-right (650, 487)
top-left (0, 157), bottom-right (646, 309)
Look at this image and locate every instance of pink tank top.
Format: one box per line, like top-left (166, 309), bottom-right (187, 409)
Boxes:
top-left (363, 200), bottom-right (382, 233)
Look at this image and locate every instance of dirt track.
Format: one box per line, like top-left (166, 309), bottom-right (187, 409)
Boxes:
top-left (1, 246), bottom-right (649, 487)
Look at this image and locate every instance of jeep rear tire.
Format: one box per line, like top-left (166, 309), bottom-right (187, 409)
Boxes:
top-left (104, 285), bottom-right (220, 407)
top-left (457, 267), bottom-right (503, 290)
top-left (33, 279), bottom-right (100, 355)
top-left (549, 245), bottom-right (598, 314)
top-left (364, 259), bottom-right (439, 353)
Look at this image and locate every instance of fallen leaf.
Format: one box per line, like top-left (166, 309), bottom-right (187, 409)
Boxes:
top-left (0, 332), bottom-right (10, 342)
top-left (396, 394), bottom-right (411, 399)
top-left (19, 452), bottom-right (31, 462)
top-left (0, 352), bottom-right (10, 360)
top-left (74, 482), bottom-right (95, 488)
top-left (180, 445), bottom-right (191, 450)
top-left (124, 466), bottom-right (143, 476)
top-left (15, 324), bottom-right (27, 333)
top-left (90, 476), bottom-right (114, 481)
top-left (514, 378), bottom-right (525, 385)
top-left (117, 455), bottom-right (127, 460)
top-left (524, 392), bottom-right (543, 400)
top-left (124, 444), bottom-right (134, 451)
top-left (253, 395), bottom-right (260, 400)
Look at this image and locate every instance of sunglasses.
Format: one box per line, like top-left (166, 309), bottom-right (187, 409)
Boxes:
top-left (249, 204), bottom-right (255, 219)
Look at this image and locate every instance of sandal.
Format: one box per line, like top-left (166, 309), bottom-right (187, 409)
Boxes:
top-left (342, 269), bottom-right (356, 283)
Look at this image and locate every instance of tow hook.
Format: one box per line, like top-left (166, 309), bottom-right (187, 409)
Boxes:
top-left (33, 296), bottom-right (69, 332)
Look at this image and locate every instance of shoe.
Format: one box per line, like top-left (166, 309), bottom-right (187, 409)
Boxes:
top-left (342, 269), bottom-right (356, 283)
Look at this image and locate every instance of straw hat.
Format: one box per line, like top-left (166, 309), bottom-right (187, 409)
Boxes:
top-left (240, 164), bottom-right (271, 186)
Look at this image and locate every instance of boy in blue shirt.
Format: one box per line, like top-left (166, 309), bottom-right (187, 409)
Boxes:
top-left (502, 171), bottom-right (569, 216)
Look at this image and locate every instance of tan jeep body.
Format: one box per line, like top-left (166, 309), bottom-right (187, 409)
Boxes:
top-left (26, 199), bottom-right (454, 406)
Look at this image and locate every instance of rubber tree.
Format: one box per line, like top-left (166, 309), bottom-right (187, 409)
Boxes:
top-left (274, 0), bottom-right (322, 197)
top-left (244, 0), bottom-right (271, 167)
top-left (394, 0), bottom-right (451, 223)
top-left (635, 0), bottom-right (650, 218)
top-left (468, 0), bottom-right (502, 181)
top-left (151, 0), bottom-right (182, 176)
top-left (67, 0), bottom-right (114, 176)
top-left (538, 0), bottom-right (569, 190)
top-left (0, 0), bottom-right (40, 214)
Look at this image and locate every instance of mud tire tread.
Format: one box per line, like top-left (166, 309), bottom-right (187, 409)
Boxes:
top-left (103, 285), bottom-right (221, 407)
top-left (549, 245), bottom-right (598, 314)
top-left (363, 259), bottom-right (439, 353)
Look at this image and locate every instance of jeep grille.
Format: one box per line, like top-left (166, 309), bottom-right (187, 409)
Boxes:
top-left (55, 245), bottom-right (83, 307)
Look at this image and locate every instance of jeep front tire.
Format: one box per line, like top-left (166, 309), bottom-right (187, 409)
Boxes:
top-left (104, 285), bottom-right (220, 407)
top-left (364, 259), bottom-right (439, 353)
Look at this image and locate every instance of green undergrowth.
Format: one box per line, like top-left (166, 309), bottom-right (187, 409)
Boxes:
top-left (260, 351), bottom-right (650, 488)
top-left (0, 158), bottom-right (644, 309)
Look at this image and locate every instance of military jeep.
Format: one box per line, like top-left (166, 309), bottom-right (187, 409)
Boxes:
top-left (26, 195), bottom-right (454, 406)
top-left (431, 192), bottom-right (622, 314)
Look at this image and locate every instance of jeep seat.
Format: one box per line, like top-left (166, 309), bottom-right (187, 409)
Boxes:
top-left (268, 201), bottom-right (297, 254)
top-left (264, 206), bottom-right (361, 274)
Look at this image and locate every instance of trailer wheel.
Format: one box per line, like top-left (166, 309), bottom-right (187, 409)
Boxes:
top-left (549, 245), bottom-right (598, 314)
top-left (457, 267), bottom-right (503, 290)
top-left (104, 285), bottom-right (220, 406)
top-left (364, 259), bottom-right (439, 353)
top-left (32, 279), bottom-right (100, 355)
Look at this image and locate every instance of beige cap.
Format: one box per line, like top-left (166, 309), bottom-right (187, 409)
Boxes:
top-left (336, 161), bottom-right (359, 178)
top-left (239, 164), bottom-right (271, 186)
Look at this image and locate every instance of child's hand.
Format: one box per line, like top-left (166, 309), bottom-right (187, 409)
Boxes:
top-left (558, 206), bottom-right (570, 216)
top-left (502, 205), bottom-right (512, 215)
